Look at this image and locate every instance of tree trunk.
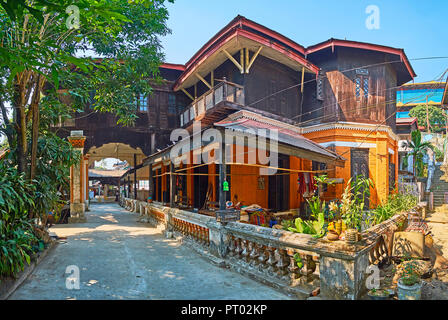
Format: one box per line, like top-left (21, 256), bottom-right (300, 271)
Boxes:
top-left (13, 82), bottom-right (27, 174)
top-left (30, 75), bottom-right (42, 181)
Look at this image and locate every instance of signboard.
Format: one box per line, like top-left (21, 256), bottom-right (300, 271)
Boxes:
top-left (70, 130), bottom-right (84, 136)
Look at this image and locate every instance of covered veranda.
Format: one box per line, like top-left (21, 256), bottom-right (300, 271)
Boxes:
top-left (120, 111), bottom-right (345, 222)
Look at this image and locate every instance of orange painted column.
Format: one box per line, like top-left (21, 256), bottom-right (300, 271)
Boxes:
top-left (289, 156), bottom-right (301, 209)
top-left (375, 136), bottom-right (388, 205)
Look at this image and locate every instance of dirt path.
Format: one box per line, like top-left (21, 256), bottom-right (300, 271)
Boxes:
top-left (9, 203), bottom-right (291, 300)
top-left (423, 208), bottom-right (448, 299)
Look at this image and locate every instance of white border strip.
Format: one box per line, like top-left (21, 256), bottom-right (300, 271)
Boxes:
top-left (319, 141), bottom-right (376, 149)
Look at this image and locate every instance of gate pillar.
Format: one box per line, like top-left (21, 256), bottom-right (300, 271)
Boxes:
top-left (68, 133), bottom-right (87, 223)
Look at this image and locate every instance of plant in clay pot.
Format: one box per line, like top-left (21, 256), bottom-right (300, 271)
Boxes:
top-left (367, 288), bottom-right (390, 300)
top-left (397, 259), bottom-right (422, 300)
top-left (340, 176), bottom-right (373, 243)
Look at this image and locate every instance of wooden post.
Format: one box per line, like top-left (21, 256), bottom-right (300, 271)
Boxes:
top-left (301, 67), bottom-right (305, 93)
top-left (134, 154), bottom-right (137, 200)
top-left (223, 77), bottom-right (227, 102)
top-left (219, 131), bottom-right (227, 210)
top-left (127, 174), bottom-right (130, 198)
top-left (245, 48), bottom-right (249, 73)
top-left (149, 163), bottom-right (153, 200)
top-left (118, 178), bottom-right (121, 202)
top-left (170, 162), bottom-right (175, 208)
top-left (240, 49), bottom-right (244, 74)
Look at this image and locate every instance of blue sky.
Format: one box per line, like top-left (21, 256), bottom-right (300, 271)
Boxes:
top-left (161, 0), bottom-right (448, 82)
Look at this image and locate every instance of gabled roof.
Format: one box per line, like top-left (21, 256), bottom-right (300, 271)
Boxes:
top-left (160, 63), bottom-right (185, 71)
top-left (173, 15), bottom-right (319, 91)
top-left (305, 38), bottom-right (416, 85)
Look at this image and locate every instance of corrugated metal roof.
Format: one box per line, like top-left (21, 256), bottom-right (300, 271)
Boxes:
top-left (214, 117), bottom-right (344, 161)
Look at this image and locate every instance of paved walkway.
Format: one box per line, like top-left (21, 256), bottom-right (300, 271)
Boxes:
top-left (9, 203), bottom-right (291, 300)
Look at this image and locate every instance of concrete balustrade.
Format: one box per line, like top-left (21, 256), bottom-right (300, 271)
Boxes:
top-left (120, 197), bottom-right (424, 300)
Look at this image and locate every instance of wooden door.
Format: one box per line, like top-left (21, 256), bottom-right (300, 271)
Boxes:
top-left (350, 148), bottom-right (370, 207)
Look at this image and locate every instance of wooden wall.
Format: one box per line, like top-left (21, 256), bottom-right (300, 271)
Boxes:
top-left (303, 47), bottom-right (399, 132)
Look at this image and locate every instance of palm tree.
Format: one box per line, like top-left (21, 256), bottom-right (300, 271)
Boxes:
top-left (404, 130), bottom-right (434, 177)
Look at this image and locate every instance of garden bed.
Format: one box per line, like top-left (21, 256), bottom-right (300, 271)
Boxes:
top-left (0, 240), bottom-right (56, 300)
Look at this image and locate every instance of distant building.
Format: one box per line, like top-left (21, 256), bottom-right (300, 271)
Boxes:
top-left (396, 81), bottom-right (446, 119)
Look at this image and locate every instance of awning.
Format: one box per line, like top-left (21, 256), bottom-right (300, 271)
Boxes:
top-left (142, 110), bottom-right (345, 167)
top-left (214, 111), bottom-right (345, 166)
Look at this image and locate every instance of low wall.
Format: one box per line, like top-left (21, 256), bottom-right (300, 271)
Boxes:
top-left (121, 197), bottom-right (424, 300)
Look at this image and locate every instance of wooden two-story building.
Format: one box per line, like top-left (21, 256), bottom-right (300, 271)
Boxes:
top-left (120, 15), bottom-right (416, 213)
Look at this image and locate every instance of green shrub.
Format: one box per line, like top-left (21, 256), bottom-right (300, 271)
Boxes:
top-left (369, 193), bottom-right (418, 226)
top-left (0, 163), bottom-right (39, 278)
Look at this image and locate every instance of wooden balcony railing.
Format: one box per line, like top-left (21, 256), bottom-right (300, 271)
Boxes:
top-left (180, 81), bottom-right (245, 127)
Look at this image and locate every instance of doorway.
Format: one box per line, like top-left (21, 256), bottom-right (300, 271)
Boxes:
top-left (193, 165), bottom-right (209, 209)
top-left (350, 148), bottom-right (370, 207)
top-left (268, 154), bottom-right (290, 211)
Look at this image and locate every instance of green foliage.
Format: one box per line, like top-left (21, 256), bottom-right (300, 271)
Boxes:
top-left (281, 219), bottom-right (294, 231)
top-left (0, 162), bottom-right (39, 278)
top-left (409, 105), bottom-right (446, 133)
top-left (340, 176), bottom-right (373, 230)
top-left (33, 132), bottom-right (80, 217)
top-left (400, 259), bottom-right (421, 286)
top-left (288, 209), bottom-right (326, 238)
top-left (368, 193), bottom-right (418, 226)
top-left (293, 253), bottom-right (303, 269)
top-left (434, 146), bottom-right (444, 162)
top-left (403, 130), bottom-right (434, 177)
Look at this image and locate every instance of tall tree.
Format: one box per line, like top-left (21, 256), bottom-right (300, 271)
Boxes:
top-left (0, 0), bottom-right (173, 178)
top-left (409, 105), bottom-right (446, 133)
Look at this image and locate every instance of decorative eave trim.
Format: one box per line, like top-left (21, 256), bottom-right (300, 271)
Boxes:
top-left (301, 122), bottom-right (399, 141)
top-left (225, 110), bottom-right (304, 134)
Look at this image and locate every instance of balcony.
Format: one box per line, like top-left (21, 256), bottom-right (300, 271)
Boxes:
top-left (179, 80), bottom-right (245, 127)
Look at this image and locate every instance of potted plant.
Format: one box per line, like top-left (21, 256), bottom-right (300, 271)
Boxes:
top-left (397, 260), bottom-right (422, 300)
top-left (340, 176), bottom-right (373, 243)
top-left (367, 288), bottom-right (390, 300)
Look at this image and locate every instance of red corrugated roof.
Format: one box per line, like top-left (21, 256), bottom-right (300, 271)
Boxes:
top-left (396, 117), bottom-right (418, 125)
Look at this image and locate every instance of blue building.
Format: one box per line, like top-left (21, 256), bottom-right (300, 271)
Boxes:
top-left (396, 81), bottom-right (446, 119)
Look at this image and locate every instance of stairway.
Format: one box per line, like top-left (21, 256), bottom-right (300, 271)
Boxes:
top-left (430, 167), bottom-right (448, 212)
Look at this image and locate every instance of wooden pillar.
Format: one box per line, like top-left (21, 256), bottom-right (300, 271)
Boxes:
top-left (170, 162), bottom-right (175, 207)
top-left (149, 163), bottom-right (153, 200)
top-left (134, 154), bottom-right (138, 200)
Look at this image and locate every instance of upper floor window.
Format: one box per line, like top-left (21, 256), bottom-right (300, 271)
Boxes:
top-left (363, 78), bottom-right (369, 98)
top-left (138, 93), bottom-right (148, 112)
top-left (168, 94), bottom-right (176, 114)
top-left (355, 77), bottom-right (361, 99)
top-left (355, 76), bottom-right (369, 100)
